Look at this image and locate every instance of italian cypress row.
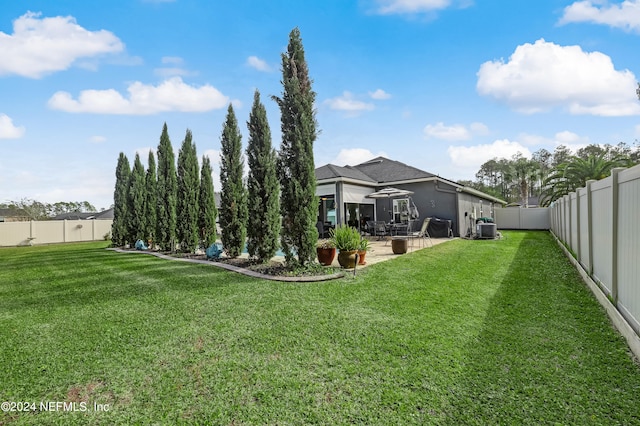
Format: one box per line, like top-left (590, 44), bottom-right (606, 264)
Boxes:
top-left (219, 104), bottom-right (247, 258)
top-left (273, 28), bottom-right (319, 265)
top-left (246, 90), bottom-right (279, 262)
top-left (198, 155), bottom-right (217, 248)
top-left (144, 150), bottom-right (157, 245)
top-left (176, 129), bottom-right (200, 252)
top-left (128, 153), bottom-right (147, 242)
top-left (156, 123), bottom-right (177, 251)
top-left (112, 152), bottom-right (131, 246)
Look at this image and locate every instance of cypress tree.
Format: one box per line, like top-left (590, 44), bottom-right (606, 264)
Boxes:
top-left (246, 90), bottom-right (280, 262)
top-left (128, 153), bottom-right (147, 242)
top-left (273, 28), bottom-right (319, 265)
top-left (112, 152), bottom-right (131, 246)
top-left (144, 150), bottom-right (157, 245)
top-left (219, 104), bottom-right (247, 258)
top-left (198, 155), bottom-right (217, 248)
top-left (156, 123), bottom-right (177, 251)
top-left (176, 129), bottom-right (200, 252)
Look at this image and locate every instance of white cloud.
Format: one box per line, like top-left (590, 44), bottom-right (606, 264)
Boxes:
top-left (375, 0), bottom-right (451, 14)
top-left (325, 91), bottom-right (375, 113)
top-left (331, 148), bottom-right (388, 166)
top-left (154, 56), bottom-right (196, 77)
top-left (48, 77), bottom-right (229, 115)
top-left (552, 130), bottom-right (591, 152)
top-left (477, 39), bottom-right (640, 116)
top-left (447, 139), bottom-right (531, 169)
top-left (559, 0), bottom-right (640, 32)
top-left (89, 135), bottom-right (107, 144)
top-left (369, 89), bottom-right (392, 100)
top-left (247, 56), bottom-right (271, 72)
top-left (162, 56), bottom-right (183, 65)
top-left (0, 12), bottom-right (124, 78)
top-left (423, 121), bottom-right (488, 141)
top-left (0, 114), bottom-right (25, 139)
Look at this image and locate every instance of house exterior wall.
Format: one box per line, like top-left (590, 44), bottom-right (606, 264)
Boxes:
top-left (316, 177), bottom-right (504, 237)
top-left (373, 181), bottom-right (459, 234)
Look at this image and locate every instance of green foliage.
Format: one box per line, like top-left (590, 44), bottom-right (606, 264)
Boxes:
top-left (540, 152), bottom-right (631, 206)
top-left (144, 151), bottom-right (157, 243)
top-left (176, 129), bottom-right (200, 253)
top-left (156, 123), bottom-right (177, 251)
top-left (2, 200), bottom-right (99, 220)
top-left (329, 225), bottom-right (360, 251)
top-left (111, 152), bottom-right (131, 246)
top-left (219, 104), bottom-right (247, 258)
top-left (198, 155), bottom-right (217, 248)
top-left (472, 142), bottom-right (639, 206)
top-left (128, 153), bottom-right (147, 242)
top-left (273, 27), bottom-right (319, 266)
top-left (246, 90), bottom-right (280, 262)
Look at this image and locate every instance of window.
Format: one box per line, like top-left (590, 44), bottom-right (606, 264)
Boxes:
top-left (393, 199), bottom-right (409, 223)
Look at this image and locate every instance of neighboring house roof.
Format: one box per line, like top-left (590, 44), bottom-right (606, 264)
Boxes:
top-left (315, 156), bottom-right (507, 205)
top-left (53, 207), bottom-right (114, 220)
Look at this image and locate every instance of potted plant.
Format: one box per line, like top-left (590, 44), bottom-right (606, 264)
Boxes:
top-left (357, 238), bottom-right (369, 265)
top-left (330, 225), bottom-right (361, 269)
top-left (316, 239), bottom-right (336, 266)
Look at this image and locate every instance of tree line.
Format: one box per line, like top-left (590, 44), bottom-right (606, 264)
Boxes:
top-left (461, 142), bottom-right (639, 207)
top-left (112, 28), bottom-right (318, 266)
top-left (0, 199), bottom-right (99, 220)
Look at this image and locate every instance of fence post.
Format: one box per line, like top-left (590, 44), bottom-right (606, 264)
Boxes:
top-left (610, 168), bottom-right (624, 304)
top-left (575, 191), bottom-right (581, 262)
top-left (567, 194), bottom-right (572, 252)
top-left (585, 180), bottom-right (595, 276)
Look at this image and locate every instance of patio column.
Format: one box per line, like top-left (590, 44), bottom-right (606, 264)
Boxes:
top-left (335, 181), bottom-right (344, 226)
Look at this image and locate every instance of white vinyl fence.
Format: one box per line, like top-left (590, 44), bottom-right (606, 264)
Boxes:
top-left (495, 208), bottom-right (550, 230)
top-left (0, 220), bottom-right (112, 247)
top-left (550, 164), bottom-right (640, 338)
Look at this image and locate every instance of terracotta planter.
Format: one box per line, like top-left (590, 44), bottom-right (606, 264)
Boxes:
top-left (317, 247), bottom-right (336, 266)
top-left (391, 237), bottom-right (408, 254)
top-left (337, 250), bottom-right (358, 269)
top-left (357, 250), bottom-right (367, 265)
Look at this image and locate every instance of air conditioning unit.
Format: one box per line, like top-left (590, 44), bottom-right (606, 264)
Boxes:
top-left (476, 223), bottom-right (497, 239)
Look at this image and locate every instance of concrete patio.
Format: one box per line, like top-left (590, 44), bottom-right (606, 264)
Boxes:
top-left (323, 236), bottom-right (455, 269)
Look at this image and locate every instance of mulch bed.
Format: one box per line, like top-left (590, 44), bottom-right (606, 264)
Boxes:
top-left (125, 249), bottom-right (339, 278)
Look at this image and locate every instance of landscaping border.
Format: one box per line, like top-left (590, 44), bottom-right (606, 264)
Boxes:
top-left (107, 248), bottom-right (345, 282)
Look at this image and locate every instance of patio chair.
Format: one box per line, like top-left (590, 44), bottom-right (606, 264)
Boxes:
top-left (373, 221), bottom-right (388, 241)
top-left (418, 218), bottom-right (433, 247)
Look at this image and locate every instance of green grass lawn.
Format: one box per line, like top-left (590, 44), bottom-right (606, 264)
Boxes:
top-left (1, 232), bottom-right (639, 425)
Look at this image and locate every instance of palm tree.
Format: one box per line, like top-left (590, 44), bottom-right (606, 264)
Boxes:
top-left (540, 153), bottom-right (630, 206)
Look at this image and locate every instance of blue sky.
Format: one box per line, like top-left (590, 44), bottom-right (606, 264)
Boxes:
top-left (1, 0), bottom-right (639, 210)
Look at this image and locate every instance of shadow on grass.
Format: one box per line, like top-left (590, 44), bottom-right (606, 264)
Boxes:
top-left (445, 231), bottom-right (640, 425)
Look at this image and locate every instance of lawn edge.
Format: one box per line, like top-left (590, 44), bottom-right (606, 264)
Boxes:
top-left (106, 248), bottom-right (345, 282)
